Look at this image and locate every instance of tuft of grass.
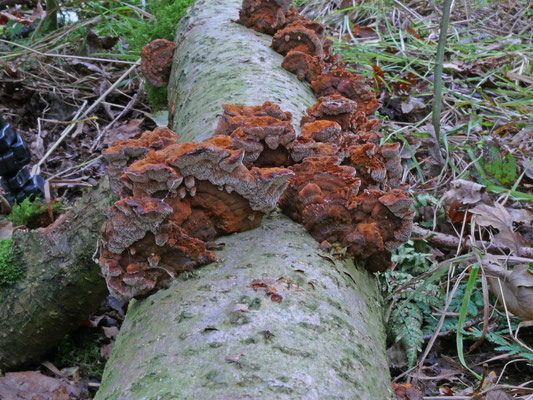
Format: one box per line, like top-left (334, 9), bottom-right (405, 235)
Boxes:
top-left (0, 238), bottom-right (24, 288)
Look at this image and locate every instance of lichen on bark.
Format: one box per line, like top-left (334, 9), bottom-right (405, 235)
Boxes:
top-left (96, 212), bottom-right (392, 400)
top-left (0, 181), bottom-right (110, 370)
top-left (168, 0), bottom-right (316, 143)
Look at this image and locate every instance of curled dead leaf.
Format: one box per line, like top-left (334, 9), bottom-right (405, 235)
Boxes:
top-left (470, 203), bottom-right (522, 255)
top-left (483, 258), bottom-right (533, 320)
top-left (444, 179), bottom-right (486, 205)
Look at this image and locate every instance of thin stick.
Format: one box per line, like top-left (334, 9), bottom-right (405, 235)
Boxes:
top-left (0, 39), bottom-right (136, 64)
top-left (32, 101), bottom-right (87, 175)
top-left (412, 225), bottom-right (533, 258)
top-left (32, 59), bottom-right (141, 174)
top-left (431, 0), bottom-right (452, 155)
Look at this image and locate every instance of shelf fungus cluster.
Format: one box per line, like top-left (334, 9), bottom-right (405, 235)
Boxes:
top-left (237, 0), bottom-right (414, 271)
top-left (102, 1), bottom-right (414, 300)
top-left (100, 132), bottom-right (293, 300)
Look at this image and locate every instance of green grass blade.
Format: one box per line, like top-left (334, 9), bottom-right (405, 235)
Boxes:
top-left (456, 263), bottom-right (482, 380)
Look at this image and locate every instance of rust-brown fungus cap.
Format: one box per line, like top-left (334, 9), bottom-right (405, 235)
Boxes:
top-left (346, 142), bottom-right (403, 189)
top-left (99, 197), bottom-right (217, 300)
top-left (272, 24), bottom-right (324, 58)
top-left (279, 156), bottom-right (414, 272)
top-left (281, 51), bottom-right (324, 83)
top-left (312, 69), bottom-right (380, 114)
top-left (103, 127), bottom-right (178, 196)
top-left (215, 102), bottom-right (292, 136)
top-left (229, 116), bottom-right (296, 167)
top-left (303, 95), bottom-right (358, 130)
top-left (140, 39), bottom-right (176, 87)
top-left (238, 0), bottom-right (292, 34)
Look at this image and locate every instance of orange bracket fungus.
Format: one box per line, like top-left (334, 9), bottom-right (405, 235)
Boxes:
top-left (100, 132), bottom-right (293, 300)
top-left (102, 127), bottom-right (178, 196)
top-left (234, 0), bottom-right (414, 273)
top-left (140, 39), bottom-right (176, 87)
top-left (271, 24), bottom-right (324, 59)
top-left (99, 0), bottom-right (414, 300)
top-left (238, 0), bottom-right (292, 34)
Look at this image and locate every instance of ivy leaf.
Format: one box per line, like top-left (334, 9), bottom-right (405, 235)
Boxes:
top-left (481, 145), bottom-right (517, 187)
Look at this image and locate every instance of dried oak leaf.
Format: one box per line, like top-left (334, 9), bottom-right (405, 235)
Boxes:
top-left (470, 203), bottom-right (522, 254)
top-left (444, 179), bottom-right (486, 205)
top-left (483, 260), bottom-right (533, 320)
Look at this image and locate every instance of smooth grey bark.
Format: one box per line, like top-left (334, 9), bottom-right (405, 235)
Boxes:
top-left (167, 0), bottom-right (316, 141)
top-left (0, 180), bottom-right (110, 370)
top-left (96, 0), bottom-right (394, 398)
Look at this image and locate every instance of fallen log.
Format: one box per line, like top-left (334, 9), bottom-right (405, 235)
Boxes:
top-left (0, 180), bottom-right (110, 370)
top-left (95, 0), bottom-right (395, 399)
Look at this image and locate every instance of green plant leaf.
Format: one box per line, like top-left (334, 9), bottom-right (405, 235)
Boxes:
top-left (456, 263), bottom-right (482, 380)
top-left (481, 145), bottom-right (517, 187)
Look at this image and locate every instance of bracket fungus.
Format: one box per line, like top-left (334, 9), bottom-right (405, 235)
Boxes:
top-left (281, 51), bottom-right (324, 83)
top-left (100, 0), bottom-right (414, 300)
top-left (311, 70), bottom-right (380, 114)
top-left (271, 24), bottom-right (324, 59)
top-left (140, 39), bottom-right (176, 87)
top-left (234, 0), bottom-right (415, 273)
top-left (100, 130), bottom-right (293, 300)
top-left (238, 0), bottom-right (292, 34)
top-left (102, 127), bottom-right (178, 196)
top-left (279, 158), bottom-right (414, 272)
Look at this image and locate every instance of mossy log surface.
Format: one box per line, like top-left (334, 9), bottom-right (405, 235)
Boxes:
top-left (0, 181), bottom-right (110, 370)
top-left (96, 0), bottom-right (394, 399)
top-left (168, 0), bottom-right (316, 142)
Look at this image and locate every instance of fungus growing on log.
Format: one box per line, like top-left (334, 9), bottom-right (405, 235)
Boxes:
top-left (271, 24), bottom-right (324, 58)
top-left (140, 39), bottom-right (176, 87)
top-left (279, 158), bottom-right (414, 272)
top-left (103, 127), bottom-right (178, 196)
top-left (215, 103), bottom-right (295, 167)
top-left (238, 0), bottom-right (292, 34)
top-left (312, 70), bottom-right (380, 114)
top-left (281, 50), bottom-right (324, 82)
top-left (301, 94), bottom-right (358, 131)
top-left (346, 142), bottom-right (403, 189)
top-left (214, 102), bottom-right (292, 136)
top-left (100, 130), bottom-right (293, 300)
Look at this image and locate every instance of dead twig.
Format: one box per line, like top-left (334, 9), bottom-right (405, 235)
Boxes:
top-left (412, 225), bottom-right (533, 258)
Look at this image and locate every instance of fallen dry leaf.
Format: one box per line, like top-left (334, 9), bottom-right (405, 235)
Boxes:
top-left (392, 383), bottom-right (423, 400)
top-left (100, 342), bottom-right (115, 360)
top-left (400, 96), bottom-right (425, 114)
top-left (0, 221), bottom-right (13, 239)
top-left (0, 371), bottom-right (83, 400)
top-left (483, 258), bottom-right (533, 320)
top-left (104, 118), bottom-right (144, 145)
top-left (444, 179), bottom-right (486, 205)
top-left (102, 325), bottom-right (119, 339)
top-left (470, 203), bottom-right (522, 254)
top-left (486, 389), bottom-right (512, 400)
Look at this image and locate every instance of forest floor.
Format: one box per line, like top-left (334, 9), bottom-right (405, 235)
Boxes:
top-left (0, 0), bottom-right (532, 399)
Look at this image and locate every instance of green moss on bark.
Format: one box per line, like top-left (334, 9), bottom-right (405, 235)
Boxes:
top-left (0, 239), bottom-right (24, 289)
